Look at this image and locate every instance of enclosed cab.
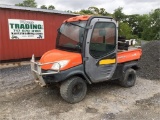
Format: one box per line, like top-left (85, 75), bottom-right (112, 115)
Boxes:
top-left (31, 15), bottom-right (142, 103)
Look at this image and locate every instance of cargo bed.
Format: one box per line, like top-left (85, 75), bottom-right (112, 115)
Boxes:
top-left (117, 49), bottom-right (142, 63)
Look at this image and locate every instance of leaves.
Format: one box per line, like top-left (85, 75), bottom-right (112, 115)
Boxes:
top-left (113, 7), bottom-right (125, 21)
top-left (40, 5), bottom-right (55, 10)
top-left (140, 9), bottom-right (160, 40)
top-left (15, 0), bottom-right (37, 8)
top-left (40, 5), bottom-right (47, 9)
top-left (15, 0), bottom-right (55, 10)
top-left (48, 5), bottom-right (55, 10)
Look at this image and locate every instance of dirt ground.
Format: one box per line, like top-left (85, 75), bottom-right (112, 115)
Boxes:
top-left (0, 65), bottom-right (160, 120)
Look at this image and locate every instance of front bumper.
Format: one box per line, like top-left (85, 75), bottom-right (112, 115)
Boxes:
top-left (30, 54), bottom-right (61, 87)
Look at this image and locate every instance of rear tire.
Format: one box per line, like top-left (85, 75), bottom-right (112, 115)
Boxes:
top-left (60, 77), bottom-right (87, 103)
top-left (119, 68), bottom-right (136, 87)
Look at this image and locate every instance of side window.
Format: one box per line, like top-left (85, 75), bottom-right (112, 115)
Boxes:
top-left (90, 22), bottom-right (116, 58)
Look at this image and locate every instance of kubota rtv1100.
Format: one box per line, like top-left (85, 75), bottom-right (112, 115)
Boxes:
top-left (31, 15), bottom-right (142, 103)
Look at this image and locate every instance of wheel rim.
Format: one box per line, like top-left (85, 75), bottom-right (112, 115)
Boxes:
top-left (72, 83), bottom-right (83, 97)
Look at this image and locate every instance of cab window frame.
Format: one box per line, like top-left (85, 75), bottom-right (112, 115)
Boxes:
top-left (89, 21), bottom-right (117, 59)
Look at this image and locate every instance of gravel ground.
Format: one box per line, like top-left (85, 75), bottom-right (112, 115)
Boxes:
top-left (137, 40), bottom-right (160, 80)
top-left (0, 65), bottom-right (34, 94)
top-left (0, 65), bottom-right (160, 120)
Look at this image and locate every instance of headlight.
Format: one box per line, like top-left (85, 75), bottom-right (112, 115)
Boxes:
top-left (51, 60), bottom-right (69, 70)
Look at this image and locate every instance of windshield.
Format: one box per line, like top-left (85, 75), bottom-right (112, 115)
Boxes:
top-left (56, 21), bottom-right (87, 51)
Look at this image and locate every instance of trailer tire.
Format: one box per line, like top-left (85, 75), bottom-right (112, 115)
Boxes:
top-left (119, 68), bottom-right (136, 87)
top-left (60, 77), bottom-right (87, 103)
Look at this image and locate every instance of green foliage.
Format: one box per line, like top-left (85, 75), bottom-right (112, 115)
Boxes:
top-left (113, 7), bottom-right (125, 21)
top-left (113, 7), bottom-right (159, 40)
top-left (119, 22), bottom-right (130, 38)
top-left (66, 10), bottom-right (73, 13)
top-left (88, 7), bottom-right (99, 14)
top-left (48, 5), bottom-right (55, 10)
top-left (40, 5), bottom-right (55, 10)
top-left (77, 9), bottom-right (93, 15)
top-left (151, 9), bottom-right (160, 40)
top-left (15, 0), bottom-right (37, 8)
top-left (130, 9), bottom-right (160, 41)
top-left (139, 14), bottom-right (151, 40)
top-left (124, 14), bottom-right (140, 37)
top-left (141, 9), bottom-right (160, 40)
top-left (40, 5), bottom-right (47, 9)
top-left (76, 7), bottom-right (111, 16)
top-left (119, 22), bottom-right (138, 39)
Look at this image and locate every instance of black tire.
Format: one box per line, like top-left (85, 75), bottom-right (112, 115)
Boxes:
top-left (60, 77), bottom-right (87, 103)
top-left (119, 68), bottom-right (136, 87)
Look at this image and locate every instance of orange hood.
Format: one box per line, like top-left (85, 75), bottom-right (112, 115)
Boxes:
top-left (40, 49), bottom-right (82, 70)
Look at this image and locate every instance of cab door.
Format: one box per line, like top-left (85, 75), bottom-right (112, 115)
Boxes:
top-left (84, 18), bottom-right (118, 83)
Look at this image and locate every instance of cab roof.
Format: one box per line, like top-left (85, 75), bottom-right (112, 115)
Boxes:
top-left (64, 15), bottom-right (91, 22)
top-left (63, 15), bottom-right (114, 23)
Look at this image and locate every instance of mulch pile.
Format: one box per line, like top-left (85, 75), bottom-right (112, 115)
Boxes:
top-left (137, 40), bottom-right (160, 80)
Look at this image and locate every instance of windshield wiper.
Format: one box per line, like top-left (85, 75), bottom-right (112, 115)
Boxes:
top-left (67, 22), bottom-right (86, 29)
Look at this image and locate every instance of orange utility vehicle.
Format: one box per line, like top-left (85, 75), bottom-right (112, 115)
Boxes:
top-left (31, 15), bottom-right (142, 103)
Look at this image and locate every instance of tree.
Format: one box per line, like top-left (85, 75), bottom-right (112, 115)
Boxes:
top-left (88, 7), bottom-right (99, 15)
top-left (66, 10), bottom-right (73, 13)
top-left (76, 7), bottom-right (111, 16)
top-left (40, 5), bottom-right (47, 9)
top-left (99, 8), bottom-right (105, 15)
top-left (87, 7), bottom-right (110, 16)
top-left (99, 8), bottom-right (110, 16)
top-left (113, 7), bottom-right (125, 21)
top-left (119, 22), bottom-right (137, 39)
top-left (48, 5), bottom-right (55, 10)
top-left (124, 14), bottom-right (142, 38)
top-left (77, 9), bottom-right (93, 15)
top-left (140, 9), bottom-right (160, 40)
top-left (136, 14), bottom-right (149, 39)
top-left (148, 8), bottom-right (160, 40)
top-left (15, 0), bottom-right (37, 8)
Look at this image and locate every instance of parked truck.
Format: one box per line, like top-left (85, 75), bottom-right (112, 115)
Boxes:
top-left (31, 15), bottom-right (142, 103)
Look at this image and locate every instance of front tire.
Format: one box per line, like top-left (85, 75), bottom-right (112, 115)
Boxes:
top-left (60, 77), bottom-right (87, 103)
top-left (119, 68), bottom-right (136, 87)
